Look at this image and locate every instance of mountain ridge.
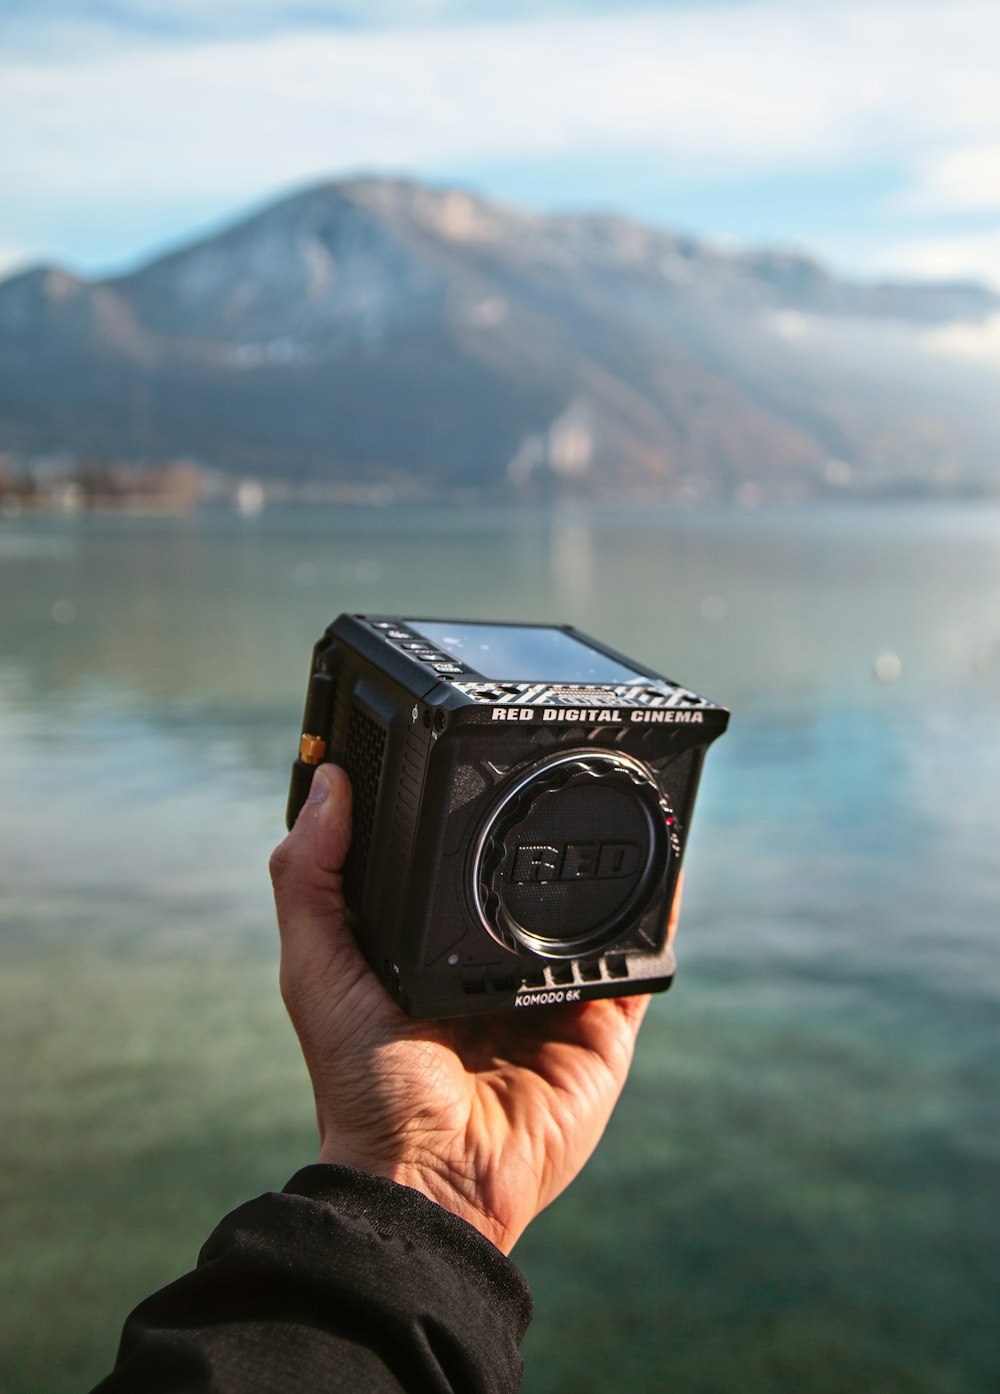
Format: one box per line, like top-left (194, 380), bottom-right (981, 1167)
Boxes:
top-left (1, 176), bottom-right (997, 500)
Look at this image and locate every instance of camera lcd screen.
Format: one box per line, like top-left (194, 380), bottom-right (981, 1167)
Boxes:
top-left (406, 621), bottom-right (646, 683)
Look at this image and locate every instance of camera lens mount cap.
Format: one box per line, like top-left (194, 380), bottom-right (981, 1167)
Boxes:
top-left (473, 751), bottom-right (672, 958)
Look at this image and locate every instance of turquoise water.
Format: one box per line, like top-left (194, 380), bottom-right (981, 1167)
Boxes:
top-left (1, 503), bottom-right (998, 1391)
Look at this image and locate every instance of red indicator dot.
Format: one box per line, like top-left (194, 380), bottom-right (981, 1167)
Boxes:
top-left (665, 817), bottom-right (674, 826)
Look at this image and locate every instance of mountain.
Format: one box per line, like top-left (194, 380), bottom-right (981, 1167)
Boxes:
top-left (1, 176), bottom-right (998, 500)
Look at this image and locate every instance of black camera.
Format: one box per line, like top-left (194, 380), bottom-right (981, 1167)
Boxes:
top-left (286, 615), bottom-right (729, 1018)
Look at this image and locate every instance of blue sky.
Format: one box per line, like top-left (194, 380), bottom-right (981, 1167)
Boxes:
top-left (2, 0), bottom-right (999, 287)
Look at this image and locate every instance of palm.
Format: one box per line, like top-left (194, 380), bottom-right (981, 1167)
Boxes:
top-left (430, 1000), bottom-right (646, 1246)
top-left (292, 907), bottom-right (648, 1251)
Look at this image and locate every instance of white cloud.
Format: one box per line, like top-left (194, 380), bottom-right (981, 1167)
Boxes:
top-left (900, 142), bottom-right (1000, 213)
top-left (922, 313), bottom-right (1000, 372)
top-left (2, 2), bottom-right (999, 203)
top-left (2, 0), bottom-right (1000, 280)
top-left (0, 239), bottom-right (38, 277)
top-left (883, 231), bottom-right (1000, 290)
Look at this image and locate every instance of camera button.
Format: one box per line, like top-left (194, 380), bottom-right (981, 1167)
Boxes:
top-left (604, 953), bottom-right (629, 979)
top-left (489, 969), bottom-right (519, 992)
top-left (520, 966), bottom-right (546, 988)
top-left (549, 963), bottom-right (575, 986)
top-left (578, 959), bottom-right (603, 982)
top-left (460, 970), bottom-right (486, 994)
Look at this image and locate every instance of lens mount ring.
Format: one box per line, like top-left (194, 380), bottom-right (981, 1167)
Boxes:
top-left (470, 748), bottom-right (675, 959)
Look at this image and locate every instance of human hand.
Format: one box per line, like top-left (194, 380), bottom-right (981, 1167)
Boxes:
top-left (270, 763), bottom-right (682, 1254)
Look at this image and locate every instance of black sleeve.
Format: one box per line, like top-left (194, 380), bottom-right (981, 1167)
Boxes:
top-left (90, 1164), bottom-right (533, 1394)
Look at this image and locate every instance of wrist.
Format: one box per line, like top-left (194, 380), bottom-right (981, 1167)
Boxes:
top-left (317, 1144), bottom-right (517, 1252)
top-left (387, 1161), bottom-right (518, 1253)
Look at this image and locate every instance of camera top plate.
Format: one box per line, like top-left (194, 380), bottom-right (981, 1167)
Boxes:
top-left (355, 615), bottom-right (727, 725)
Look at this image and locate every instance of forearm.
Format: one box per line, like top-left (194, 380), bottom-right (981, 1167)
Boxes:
top-left (90, 1165), bottom-right (532, 1394)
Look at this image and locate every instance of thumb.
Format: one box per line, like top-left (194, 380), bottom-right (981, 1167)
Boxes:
top-left (269, 763), bottom-right (355, 970)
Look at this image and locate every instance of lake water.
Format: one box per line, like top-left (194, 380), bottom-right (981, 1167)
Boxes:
top-left (1, 502), bottom-right (998, 1392)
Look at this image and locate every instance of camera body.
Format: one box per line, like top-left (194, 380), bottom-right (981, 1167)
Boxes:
top-left (286, 615), bottom-right (729, 1019)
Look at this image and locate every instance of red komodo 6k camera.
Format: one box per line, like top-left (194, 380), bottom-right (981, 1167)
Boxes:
top-left (287, 615), bottom-right (729, 1019)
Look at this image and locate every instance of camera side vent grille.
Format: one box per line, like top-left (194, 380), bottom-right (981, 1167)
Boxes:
top-left (342, 705), bottom-right (387, 909)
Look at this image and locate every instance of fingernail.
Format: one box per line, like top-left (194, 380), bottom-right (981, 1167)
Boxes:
top-left (306, 768), bottom-right (331, 805)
